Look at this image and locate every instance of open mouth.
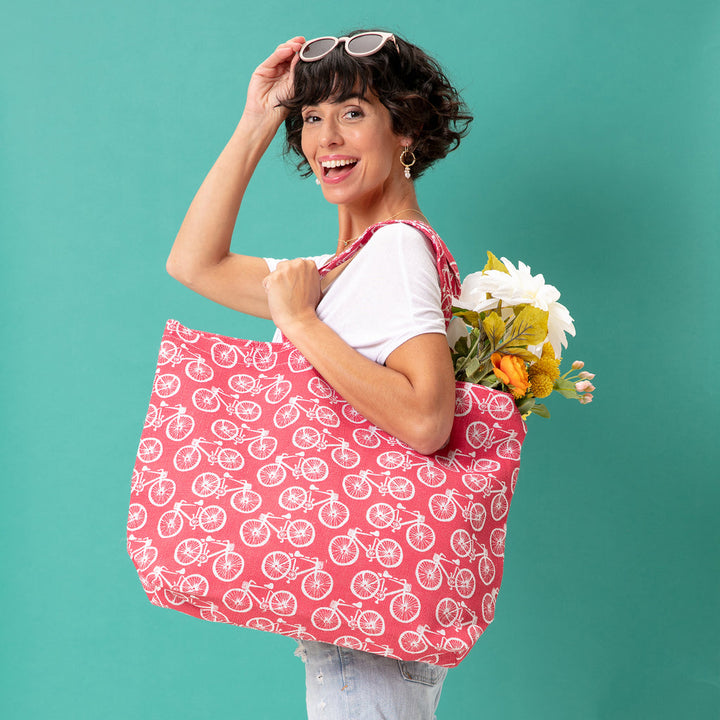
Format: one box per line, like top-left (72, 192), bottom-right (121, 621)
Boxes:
top-left (321, 158), bottom-right (359, 179)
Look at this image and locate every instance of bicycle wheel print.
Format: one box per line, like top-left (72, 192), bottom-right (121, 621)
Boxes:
top-left (211, 342), bottom-right (237, 368)
top-left (301, 570), bottom-right (333, 600)
top-left (166, 414), bottom-right (195, 441)
top-left (286, 520), bottom-right (315, 547)
top-left (318, 501), bottom-right (350, 529)
top-left (311, 606), bottom-right (341, 632)
top-left (358, 610), bottom-right (384, 636)
top-left (185, 359), bottom-right (214, 383)
top-left (213, 552), bottom-right (244, 582)
top-left (350, 570), bottom-right (380, 600)
top-left (390, 593), bottom-right (421, 624)
top-left (269, 590), bottom-right (297, 617)
top-left (406, 523), bottom-right (435, 552)
top-left (148, 478), bottom-right (176, 506)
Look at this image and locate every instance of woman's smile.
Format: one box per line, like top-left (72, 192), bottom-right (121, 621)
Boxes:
top-left (319, 155), bottom-right (360, 183)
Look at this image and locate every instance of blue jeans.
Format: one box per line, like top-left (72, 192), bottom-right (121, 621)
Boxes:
top-left (295, 640), bottom-right (448, 720)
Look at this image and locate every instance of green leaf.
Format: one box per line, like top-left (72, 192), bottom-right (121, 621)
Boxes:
top-left (481, 312), bottom-right (505, 348)
top-left (531, 403), bottom-right (551, 418)
top-left (553, 376), bottom-right (579, 399)
top-left (465, 356), bottom-right (481, 378)
top-left (498, 306), bottom-right (548, 349)
top-left (451, 308), bottom-right (481, 328)
top-left (502, 346), bottom-right (539, 362)
top-left (482, 251), bottom-right (509, 273)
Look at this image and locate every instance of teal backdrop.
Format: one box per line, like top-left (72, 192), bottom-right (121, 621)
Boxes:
top-left (3, 1), bottom-right (719, 718)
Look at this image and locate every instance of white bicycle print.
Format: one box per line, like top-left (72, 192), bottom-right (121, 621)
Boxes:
top-left (144, 402), bottom-right (195, 442)
top-left (376, 450), bottom-right (446, 488)
top-left (173, 536), bottom-right (245, 582)
top-left (398, 624), bottom-right (468, 657)
top-left (364, 503), bottom-right (436, 552)
top-left (140, 565), bottom-right (210, 608)
top-left (127, 535), bottom-right (158, 571)
top-left (210, 339), bottom-right (276, 371)
top-left (228, 372), bottom-right (292, 404)
top-left (311, 599), bottom-right (385, 636)
top-left (272, 396), bottom-right (341, 430)
top-left (156, 340), bottom-right (214, 383)
top-left (210, 419), bottom-right (277, 460)
top-left (328, 528), bottom-right (403, 568)
top-left (465, 421), bottom-right (521, 460)
top-left (157, 499), bottom-right (227, 538)
top-left (222, 580), bottom-right (297, 616)
top-left (428, 488), bottom-right (486, 532)
top-left (260, 550), bottom-right (334, 600)
top-left (245, 616), bottom-right (316, 639)
top-left (333, 636), bottom-right (396, 657)
top-left (454, 386), bottom-right (515, 420)
top-left (256, 452), bottom-right (328, 486)
top-left (173, 437), bottom-right (244, 473)
top-left (349, 570), bottom-right (421, 623)
top-left (131, 466), bottom-right (176, 506)
top-left (278, 485), bottom-right (350, 529)
top-left (192, 386), bottom-right (262, 422)
top-left (190, 471), bottom-right (262, 514)
top-left (290, 427), bottom-right (360, 469)
top-left (449, 530), bottom-right (496, 586)
top-left (341, 469), bottom-right (415, 501)
top-left (415, 553), bottom-right (476, 598)
top-left (240, 512), bottom-right (315, 548)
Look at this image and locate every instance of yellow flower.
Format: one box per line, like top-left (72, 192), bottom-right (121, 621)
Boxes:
top-left (528, 343), bottom-right (561, 398)
top-left (491, 352), bottom-right (530, 398)
top-left (529, 372), bottom-right (554, 398)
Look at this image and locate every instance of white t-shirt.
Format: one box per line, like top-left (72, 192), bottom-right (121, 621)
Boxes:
top-left (264, 223), bottom-right (446, 365)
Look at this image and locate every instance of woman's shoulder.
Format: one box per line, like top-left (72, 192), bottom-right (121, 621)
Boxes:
top-left (365, 221), bottom-right (439, 259)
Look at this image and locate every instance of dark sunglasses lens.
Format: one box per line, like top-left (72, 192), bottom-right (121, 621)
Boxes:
top-left (303, 38), bottom-right (337, 59)
top-left (346, 33), bottom-right (384, 55)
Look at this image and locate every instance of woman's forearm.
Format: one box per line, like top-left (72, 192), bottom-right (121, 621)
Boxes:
top-left (282, 315), bottom-right (456, 456)
top-left (167, 113), bottom-right (280, 279)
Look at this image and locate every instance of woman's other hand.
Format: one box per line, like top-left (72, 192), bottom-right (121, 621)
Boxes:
top-left (244, 36), bottom-right (305, 124)
top-left (263, 259), bottom-right (322, 335)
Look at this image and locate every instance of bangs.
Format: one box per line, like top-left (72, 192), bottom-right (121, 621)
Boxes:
top-left (290, 52), bottom-right (374, 107)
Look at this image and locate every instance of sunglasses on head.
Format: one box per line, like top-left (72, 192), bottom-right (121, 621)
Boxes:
top-left (299, 32), bottom-right (397, 62)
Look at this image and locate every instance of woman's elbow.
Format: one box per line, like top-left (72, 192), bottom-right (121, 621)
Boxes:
top-left (405, 410), bottom-right (455, 456)
top-left (166, 253), bottom-right (197, 287)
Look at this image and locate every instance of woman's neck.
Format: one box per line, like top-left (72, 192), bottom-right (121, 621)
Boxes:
top-left (335, 187), bottom-right (423, 254)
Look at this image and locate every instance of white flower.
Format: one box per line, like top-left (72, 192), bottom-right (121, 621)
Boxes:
top-left (454, 257), bottom-right (575, 357)
top-left (446, 316), bottom-right (470, 349)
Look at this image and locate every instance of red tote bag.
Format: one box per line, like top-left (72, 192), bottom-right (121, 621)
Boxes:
top-left (127, 221), bottom-right (526, 667)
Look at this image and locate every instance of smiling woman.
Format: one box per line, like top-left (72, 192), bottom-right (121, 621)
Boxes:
top-left (165, 28), bottom-right (473, 720)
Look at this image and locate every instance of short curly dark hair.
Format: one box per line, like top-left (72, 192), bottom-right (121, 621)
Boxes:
top-left (281, 30), bottom-right (473, 178)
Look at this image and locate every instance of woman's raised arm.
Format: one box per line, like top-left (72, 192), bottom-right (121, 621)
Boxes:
top-left (166, 37), bottom-right (305, 318)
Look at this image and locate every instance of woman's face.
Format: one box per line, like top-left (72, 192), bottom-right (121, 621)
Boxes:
top-left (300, 90), bottom-right (410, 208)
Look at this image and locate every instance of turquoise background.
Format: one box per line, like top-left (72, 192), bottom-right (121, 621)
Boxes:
top-left (3, 0), bottom-right (719, 717)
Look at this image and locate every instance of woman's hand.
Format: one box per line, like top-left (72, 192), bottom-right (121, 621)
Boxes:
top-left (243, 36), bottom-right (305, 124)
top-left (263, 259), bottom-right (322, 335)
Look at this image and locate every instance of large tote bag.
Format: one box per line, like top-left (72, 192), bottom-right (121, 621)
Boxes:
top-left (127, 221), bottom-right (526, 668)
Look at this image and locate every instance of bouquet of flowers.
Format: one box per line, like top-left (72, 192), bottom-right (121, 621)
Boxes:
top-left (448, 252), bottom-right (595, 419)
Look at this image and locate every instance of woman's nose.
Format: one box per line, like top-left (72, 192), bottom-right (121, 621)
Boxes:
top-left (319, 118), bottom-right (343, 147)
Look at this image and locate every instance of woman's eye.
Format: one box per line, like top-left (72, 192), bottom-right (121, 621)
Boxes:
top-left (345, 109), bottom-right (363, 120)
top-left (303, 114), bottom-right (320, 124)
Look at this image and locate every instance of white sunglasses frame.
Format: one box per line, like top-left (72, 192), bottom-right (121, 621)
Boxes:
top-left (299, 32), bottom-right (398, 62)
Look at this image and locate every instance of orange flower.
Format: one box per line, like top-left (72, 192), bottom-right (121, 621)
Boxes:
top-left (491, 352), bottom-right (530, 398)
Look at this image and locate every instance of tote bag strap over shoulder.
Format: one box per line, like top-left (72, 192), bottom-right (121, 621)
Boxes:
top-left (317, 220), bottom-right (462, 327)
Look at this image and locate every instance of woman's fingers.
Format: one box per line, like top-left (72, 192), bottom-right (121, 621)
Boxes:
top-left (244, 36), bottom-right (305, 117)
top-left (263, 259), bottom-right (321, 331)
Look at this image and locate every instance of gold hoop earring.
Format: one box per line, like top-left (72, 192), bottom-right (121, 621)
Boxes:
top-left (400, 146), bottom-right (416, 179)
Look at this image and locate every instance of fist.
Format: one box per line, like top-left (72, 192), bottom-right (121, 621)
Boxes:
top-left (263, 259), bottom-right (322, 332)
